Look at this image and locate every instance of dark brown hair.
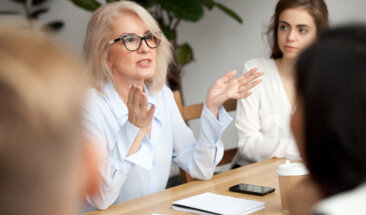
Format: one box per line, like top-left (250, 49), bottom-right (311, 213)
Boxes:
top-left (267, 0), bottom-right (329, 59)
top-left (296, 25), bottom-right (366, 197)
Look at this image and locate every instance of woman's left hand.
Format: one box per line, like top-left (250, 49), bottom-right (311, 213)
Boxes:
top-left (206, 68), bottom-right (263, 117)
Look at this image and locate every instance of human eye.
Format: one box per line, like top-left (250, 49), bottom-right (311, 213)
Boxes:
top-left (279, 24), bottom-right (288, 31)
top-left (299, 28), bottom-right (308, 34)
top-left (123, 35), bottom-right (138, 43)
top-left (145, 33), bottom-right (154, 41)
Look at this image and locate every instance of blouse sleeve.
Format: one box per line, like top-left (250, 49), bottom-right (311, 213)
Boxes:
top-left (235, 62), bottom-right (298, 162)
top-left (168, 90), bottom-right (232, 180)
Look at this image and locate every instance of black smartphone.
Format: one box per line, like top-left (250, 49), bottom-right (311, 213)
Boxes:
top-left (229, 183), bottom-right (275, 196)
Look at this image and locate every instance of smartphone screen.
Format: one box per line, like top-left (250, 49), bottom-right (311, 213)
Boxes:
top-left (229, 183), bottom-right (275, 196)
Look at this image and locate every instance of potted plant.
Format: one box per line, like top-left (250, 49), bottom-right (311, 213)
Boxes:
top-left (0, 0), bottom-right (64, 32)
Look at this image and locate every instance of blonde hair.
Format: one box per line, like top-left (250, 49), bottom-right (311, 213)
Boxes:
top-left (84, 0), bottom-right (173, 93)
top-left (0, 24), bottom-right (88, 215)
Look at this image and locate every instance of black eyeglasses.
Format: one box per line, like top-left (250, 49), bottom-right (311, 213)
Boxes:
top-left (108, 32), bottom-right (161, 51)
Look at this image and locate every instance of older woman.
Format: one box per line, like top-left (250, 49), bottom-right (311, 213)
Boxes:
top-left (83, 0), bottom-right (262, 210)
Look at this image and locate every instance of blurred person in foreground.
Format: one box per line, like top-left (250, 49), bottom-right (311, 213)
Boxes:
top-left (289, 25), bottom-right (366, 215)
top-left (0, 24), bottom-right (99, 215)
top-left (82, 0), bottom-right (262, 210)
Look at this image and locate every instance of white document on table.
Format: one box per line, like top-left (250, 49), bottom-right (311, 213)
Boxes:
top-left (172, 192), bottom-right (265, 215)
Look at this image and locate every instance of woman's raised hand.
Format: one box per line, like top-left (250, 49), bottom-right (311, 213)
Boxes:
top-left (205, 68), bottom-right (263, 117)
top-left (127, 85), bottom-right (155, 128)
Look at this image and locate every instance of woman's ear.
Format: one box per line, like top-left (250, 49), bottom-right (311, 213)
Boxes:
top-left (82, 138), bottom-right (100, 197)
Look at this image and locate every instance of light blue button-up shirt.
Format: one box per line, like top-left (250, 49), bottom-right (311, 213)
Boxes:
top-left (83, 82), bottom-right (232, 210)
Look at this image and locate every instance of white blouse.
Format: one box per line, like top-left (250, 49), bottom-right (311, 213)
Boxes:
top-left (83, 81), bottom-right (231, 210)
top-left (235, 58), bottom-right (299, 163)
top-left (313, 182), bottom-right (366, 215)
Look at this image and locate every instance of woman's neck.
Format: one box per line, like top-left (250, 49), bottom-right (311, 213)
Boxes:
top-left (275, 57), bottom-right (297, 109)
top-left (275, 57), bottom-right (296, 78)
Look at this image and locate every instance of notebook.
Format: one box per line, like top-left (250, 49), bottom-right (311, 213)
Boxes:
top-left (171, 192), bottom-right (265, 215)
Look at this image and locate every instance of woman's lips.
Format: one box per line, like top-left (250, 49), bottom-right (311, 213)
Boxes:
top-left (284, 45), bottom-right (297, 51)
top-left (137, 59), bottom-right (151, 67)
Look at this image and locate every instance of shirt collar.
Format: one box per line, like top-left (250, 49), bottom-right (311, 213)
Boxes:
top-left (103, 81), bottom-right (127, 120)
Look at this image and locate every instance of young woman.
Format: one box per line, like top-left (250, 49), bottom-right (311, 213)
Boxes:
top-left (83, 1), bottom-right (262, 210)
top-left (290, 25), bottom-right (366, 215)
top-left (235, 0), bottom-right (329, 165)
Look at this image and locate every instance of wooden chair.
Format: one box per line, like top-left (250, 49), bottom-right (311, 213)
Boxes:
top-left (173, 90), bottom-right (238, 183)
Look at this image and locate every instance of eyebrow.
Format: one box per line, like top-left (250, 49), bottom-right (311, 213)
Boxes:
top-left (279, 21), bottom-right (311, 28)
top-left (119, 30), bottom-right (151, 37)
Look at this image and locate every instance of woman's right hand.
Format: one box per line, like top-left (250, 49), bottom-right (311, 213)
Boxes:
top-left (127, 85), bottom-right (155, 128)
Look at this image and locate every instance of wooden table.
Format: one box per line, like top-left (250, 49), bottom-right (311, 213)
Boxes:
top-left (84, 158), bottom-right (286, 215)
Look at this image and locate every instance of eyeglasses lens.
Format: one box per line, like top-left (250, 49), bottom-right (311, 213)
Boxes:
top-left (122, 33), bottom-right (161, 51)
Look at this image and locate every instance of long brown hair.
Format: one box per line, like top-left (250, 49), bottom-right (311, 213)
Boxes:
top-left (267, 0), bottom-right (329, 59)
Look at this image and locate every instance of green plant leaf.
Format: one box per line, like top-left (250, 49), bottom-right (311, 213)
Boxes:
top-left (177, 43), bottom-right (194, 66)
top-left (161, 25), bottom-right (174, 41)
top-left (9, 0), bottom-right (26, 4)
top-left (32, 0), bottom-right (47, 6)
top-left (129, 0), bottom-right (150, 6)
top-left (0, 11), bottom-right (20, 15)
top-left (29, 8), bottom-right (49, 19)
top-left (200, 0), bottom-right (214, 10)
top-left (70, 0), bottom-right (101, 12)
top-left (132, 0), bottom-right (155, 8)
top-left (42, 21), bottom-right (64, 32)
top-left (106, 0), bottom-right (153, 7)
top-left (161, 0), bottom-right (203, 22)
top-left (214, 2), bottom-right (243, 24)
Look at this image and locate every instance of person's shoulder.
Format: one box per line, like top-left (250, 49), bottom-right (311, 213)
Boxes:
top-left (243, 58), bottom-right (274, 72)
top-left (147, 85), bottom-right (175, 104)
top-left (86, 88), bottom-right (105, 103)
top-left (87, 87), bottom-right (101, 96)
top-left (158, 85), bottom-right (175, 97)
top-left (313, 182), bottom-right (366, 215)
top-left (244, 58), bottom-right (276, 78)
top-left (84, 88), bottom-right (108, 113)
top-left (161, 85), bottom-right (173, 94)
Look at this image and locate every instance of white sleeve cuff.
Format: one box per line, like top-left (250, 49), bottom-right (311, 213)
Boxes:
top-left (124, 136), bottom-right (153, 170)
top-left (122, 120), bottom-right (140, 144)
top-left (199, 103), bottom-right (232, 144)
top-left (109, 120), bottom-right (140, 168)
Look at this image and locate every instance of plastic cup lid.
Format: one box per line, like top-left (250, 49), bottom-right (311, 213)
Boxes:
top-left (277, 160), bottom-right (309, 176)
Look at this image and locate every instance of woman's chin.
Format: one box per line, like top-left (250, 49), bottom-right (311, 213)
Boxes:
top-left (137, 69), bottom-right (155, 80)
top-left (283, 52), bottom-right (300, 60)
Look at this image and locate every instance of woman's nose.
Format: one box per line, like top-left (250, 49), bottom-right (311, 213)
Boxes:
top-left (287, 29), bottom-right (296, 42)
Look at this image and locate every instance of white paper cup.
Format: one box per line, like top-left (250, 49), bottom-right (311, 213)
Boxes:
top-left (277, 161), bottom-right (309, 214)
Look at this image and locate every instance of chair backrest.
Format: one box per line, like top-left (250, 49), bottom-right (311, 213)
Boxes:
top-left (173, 90), bottom-right (238, 183)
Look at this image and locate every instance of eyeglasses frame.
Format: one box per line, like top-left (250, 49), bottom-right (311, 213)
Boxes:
top-left (108, 32), bottom-right (161, 51)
